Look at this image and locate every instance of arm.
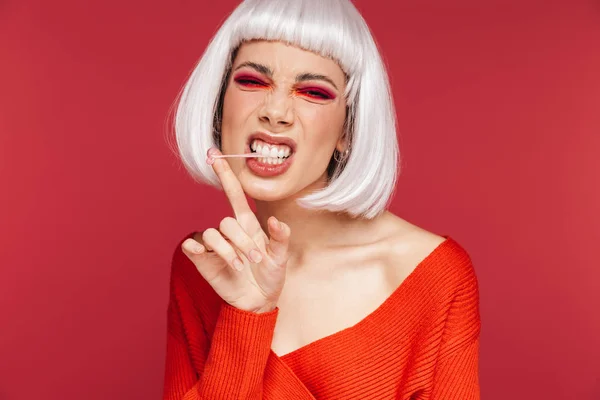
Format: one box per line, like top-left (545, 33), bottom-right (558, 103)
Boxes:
top-left (163, 245), bottom-right (279, 400)
top-left (430, 261), bottom-right (481, 400)
top-left (163, 295), bottom-right (202, 400)
top-left (429, 335), bottom-right (480, 400)
top-left (163, 297), bottom-right (279, 400)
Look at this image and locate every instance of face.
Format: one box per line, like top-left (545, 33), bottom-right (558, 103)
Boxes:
top-left (219, 40), bottom-right (347, 201)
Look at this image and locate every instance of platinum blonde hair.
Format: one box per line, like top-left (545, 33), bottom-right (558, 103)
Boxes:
top-left (169, 0), bottom-right (400, 219)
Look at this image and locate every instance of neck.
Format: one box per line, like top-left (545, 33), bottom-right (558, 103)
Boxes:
top-left (253, 195), bottom-right (389, 267)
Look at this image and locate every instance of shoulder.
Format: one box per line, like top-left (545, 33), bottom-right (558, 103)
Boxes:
top-left (381, 216), bottom-right (481, 341)
top-left (380, 213), bottom-right (478, 295)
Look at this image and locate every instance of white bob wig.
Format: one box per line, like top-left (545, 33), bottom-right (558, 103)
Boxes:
top-left (170, 0), bottom-right (400, 219)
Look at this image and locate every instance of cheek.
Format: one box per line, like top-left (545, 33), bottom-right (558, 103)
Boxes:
top-left (297, 96), bottom-right (345, 122)
top-left (296, 103), bottom-right (346, 142)
top-left (222, 89), bottom-right (264, 122)
top-left (220, 90), bottom-right (255, 150)
top-left (298, 106), bottom-right (333, 125)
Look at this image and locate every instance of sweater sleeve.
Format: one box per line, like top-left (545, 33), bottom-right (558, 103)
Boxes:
top-left (429, 336), bottom-right (480, 399)
top-left (163, 238), bottom-right (280, 400)
top-left (430, 260), bottom-right (481, 400)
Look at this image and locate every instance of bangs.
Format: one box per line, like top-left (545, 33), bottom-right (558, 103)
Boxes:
top-left (229, 0), bottom-right (364, 103)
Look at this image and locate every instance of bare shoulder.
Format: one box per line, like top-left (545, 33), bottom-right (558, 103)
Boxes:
top-left (376, 213), bottom-right (479, 296)
top-left (376, 212), bottom-right (448, 270)
top-left (379, 212), bottom-right (446, 247)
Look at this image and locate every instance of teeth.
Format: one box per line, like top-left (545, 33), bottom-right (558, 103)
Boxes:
top-left (256, 157), bottom-right (284, 165)
top-left (250, 139), bottom-right (292, 159)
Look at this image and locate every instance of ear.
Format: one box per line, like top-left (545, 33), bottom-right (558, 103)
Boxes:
top-left (335, 132), bottom-right (348, 153)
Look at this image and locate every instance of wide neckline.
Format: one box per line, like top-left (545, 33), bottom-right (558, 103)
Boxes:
top-left (274, 235), bottom-right (452, 361)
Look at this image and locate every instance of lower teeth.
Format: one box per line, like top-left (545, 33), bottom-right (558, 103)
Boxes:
top-left (257, 157), bottom-right (286, 165)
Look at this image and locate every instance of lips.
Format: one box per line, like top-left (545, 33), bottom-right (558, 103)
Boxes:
top-left (247, 131), bottom-right (297, 153)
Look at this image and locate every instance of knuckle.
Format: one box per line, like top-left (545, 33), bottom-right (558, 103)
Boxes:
top-left (237, 212), bottom-right (256, 228)
top-left (245, 237), bottom-right (258, 250)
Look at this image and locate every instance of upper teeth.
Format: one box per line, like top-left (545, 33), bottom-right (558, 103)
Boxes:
top-left (251, 139), bottom-right (292, 158)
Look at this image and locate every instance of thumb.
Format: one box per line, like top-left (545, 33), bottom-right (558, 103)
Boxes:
top-left (265, 216), bottom-right (291, 266)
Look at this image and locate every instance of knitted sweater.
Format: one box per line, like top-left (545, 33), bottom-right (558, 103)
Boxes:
top-left (163, 232), bottom-right (481, 400)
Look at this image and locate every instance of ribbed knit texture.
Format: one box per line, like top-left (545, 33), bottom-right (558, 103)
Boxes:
top-left (163, 232), bottom-right (481, 400)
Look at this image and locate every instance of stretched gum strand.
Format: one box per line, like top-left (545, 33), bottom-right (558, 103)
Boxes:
top-left (214, 154), bottom-right (261, 158)
top-left (206, 153), bottom-right (261, 165)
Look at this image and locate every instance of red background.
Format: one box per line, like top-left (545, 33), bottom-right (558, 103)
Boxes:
top-left (1, 1), bottom-right (599, 399)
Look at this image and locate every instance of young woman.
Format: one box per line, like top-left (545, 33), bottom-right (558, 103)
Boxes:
top-left (164, 0), bottom-right (481, 399)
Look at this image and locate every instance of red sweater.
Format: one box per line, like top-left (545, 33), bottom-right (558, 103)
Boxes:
top-left (163, 232), bottom-right (481, 400)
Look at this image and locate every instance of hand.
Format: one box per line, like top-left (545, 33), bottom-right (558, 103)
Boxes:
top-left (181, 148), bottom-right (291, 314)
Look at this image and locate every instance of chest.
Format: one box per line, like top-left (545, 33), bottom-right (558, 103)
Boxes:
top-left (270, 259), bottom-right (397, 358)
top-left (268, 228), bottom-right (444, 359)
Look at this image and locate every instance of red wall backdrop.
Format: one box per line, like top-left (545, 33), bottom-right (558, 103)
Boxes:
top-left (1, 1), bottom-right (599, 399)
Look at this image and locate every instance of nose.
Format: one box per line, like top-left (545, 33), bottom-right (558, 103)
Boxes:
top-left (258, 90), bottom-right (294, 128)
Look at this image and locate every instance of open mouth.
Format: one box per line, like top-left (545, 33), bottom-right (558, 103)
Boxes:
top-left (248, 139), bottom-right (294, 165)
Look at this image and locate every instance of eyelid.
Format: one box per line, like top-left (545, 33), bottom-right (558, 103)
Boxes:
top-left (234, 73), bottom-right (336, 99)
top-left (296, 86), bottom-right (336, 99)
top-left (233, 73), bottom-right (268, 84)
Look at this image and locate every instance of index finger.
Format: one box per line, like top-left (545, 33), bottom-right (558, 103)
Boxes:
top-left (207, 147), bottom-right (254, 220)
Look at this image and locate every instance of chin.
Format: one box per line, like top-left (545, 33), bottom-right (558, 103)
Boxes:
top-left (244, 185), bottom-right (292, 202)
top-left (238, 172), bottom-right (296, 202)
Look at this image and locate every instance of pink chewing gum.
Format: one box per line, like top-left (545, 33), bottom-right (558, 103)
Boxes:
top-left (206, 147), bottom-right (219, 165)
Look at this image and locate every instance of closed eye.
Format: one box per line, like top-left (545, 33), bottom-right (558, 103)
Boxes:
top-left (297, 88), bottom-right (333, 100)
top-left (235, 77), bottom-right (267, 87)
top-left (234, 74), bottom-right (335, 100)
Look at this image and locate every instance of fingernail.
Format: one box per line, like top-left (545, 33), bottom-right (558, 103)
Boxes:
top-left (249, 249), bottom-right (263, 263)
top-left (206, 156), bottom-right (215, 165)
top-left (233, 258), bottom-right (244, 271)
top-left (186, 241), bottom-right (203, 254)
top-left (207, 147), bottom-right (219, 157)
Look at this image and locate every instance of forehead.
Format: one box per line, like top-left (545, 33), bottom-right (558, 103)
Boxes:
top-left (233, 40), bottom-right (346, 83)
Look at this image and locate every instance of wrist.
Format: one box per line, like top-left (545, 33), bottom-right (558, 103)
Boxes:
top-left (252, 303), bottom-right (277, 314)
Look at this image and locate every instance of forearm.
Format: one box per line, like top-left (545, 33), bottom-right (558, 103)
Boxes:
top-left (196, 303), bottom-right (279, 399)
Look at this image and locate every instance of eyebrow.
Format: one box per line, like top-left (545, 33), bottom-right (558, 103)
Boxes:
top-left (233, 61), bottom-right (339, 91)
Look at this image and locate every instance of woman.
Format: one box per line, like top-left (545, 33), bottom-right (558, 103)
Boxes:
top-left (164, 0), bottom-right (481, 399)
